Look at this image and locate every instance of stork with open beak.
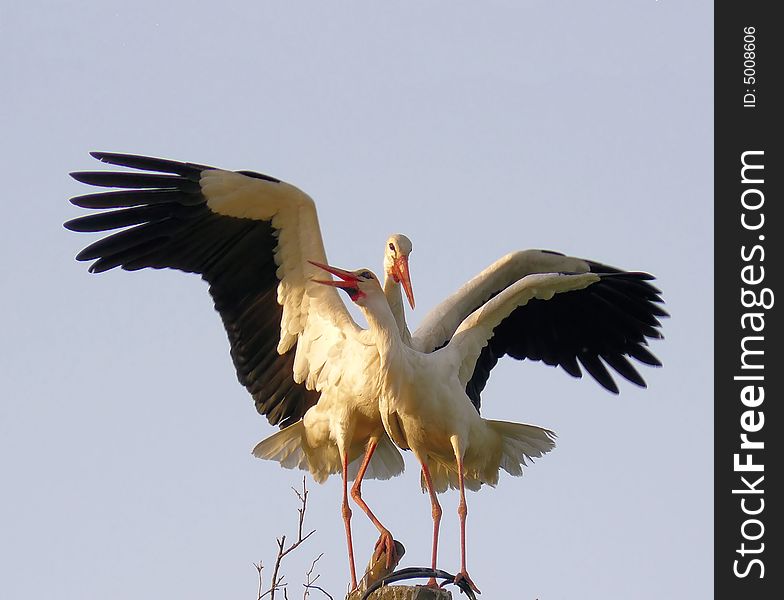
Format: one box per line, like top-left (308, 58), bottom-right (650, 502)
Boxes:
top-left (312, 261), bottom-right (665, 592)
top-left (65, 152), bottom-right (416, 590)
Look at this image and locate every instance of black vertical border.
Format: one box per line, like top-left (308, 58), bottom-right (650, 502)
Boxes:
top-left (715, 4), bottom-right (781, 599)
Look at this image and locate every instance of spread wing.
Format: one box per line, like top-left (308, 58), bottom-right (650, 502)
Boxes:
top-left (66, 152), bottom-right (361, 427)
top-left (419, 253), bottom-right (666, 409)
top-left (413, 250), bottom-right (592, 353)
top-left (447, 272), bottom-right (600, 387)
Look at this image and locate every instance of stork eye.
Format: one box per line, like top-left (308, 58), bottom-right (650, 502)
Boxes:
top-left (360, 271), bottom-right (373, 279)
top-left (388, 243), bottom-right (395, 252)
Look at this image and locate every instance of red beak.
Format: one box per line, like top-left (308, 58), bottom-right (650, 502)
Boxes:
top-left (392, 256), bottom-right (415, 309)
top-left (308, 261), bottom-right (361, 289)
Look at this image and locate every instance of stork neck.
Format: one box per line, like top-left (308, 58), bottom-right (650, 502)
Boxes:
top-left (383, 273), bottom-right (413, 346)
top-left (361, 292), bottom-right (406, 368)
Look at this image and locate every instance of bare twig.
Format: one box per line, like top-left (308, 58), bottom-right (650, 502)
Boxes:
top-left (303, 553), bottom-right (333, 600)
top-left (304, 584), bottom-right (334, 600)
top-left (254, 562), bottom-right (264, 600)
top-left (304, 553), bottom-right (323, 590)
top-left (259, 477), bottom-right (318, 600)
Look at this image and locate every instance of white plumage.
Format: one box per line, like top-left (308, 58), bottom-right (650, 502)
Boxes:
top-left (312, 261), bottom-right (664, 592)
top-left (66, 153), bottom-right (416, 590)
top-left (67, 152), bottom-right (665, 592)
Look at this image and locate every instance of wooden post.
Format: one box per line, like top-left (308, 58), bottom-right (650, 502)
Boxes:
top-left (345, 541), bottom-right (452, 600)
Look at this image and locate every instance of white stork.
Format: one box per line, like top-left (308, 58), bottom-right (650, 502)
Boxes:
top-left (312, 261), bottom-right (665, 592)
top-left (65, 152), bottom-right (416, 590)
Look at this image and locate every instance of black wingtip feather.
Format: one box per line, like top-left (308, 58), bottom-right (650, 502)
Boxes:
top-left (559, 354), bottom-right (583, 379)
top-left (578, 353), bottom-right (620, 394)
top-left (64, 205), bottom-right (176, 233)
top-left (89, 151), bottom-right (214, 178)
top-left (236, 170), bottom-right (282, 183)
top-left (651, 304), bottom-right (670, 318)
top-left (602, 353), bottom-right (647, 388)
top-left (70, 171), bottom-right (200, 190)
top-left (627, 344), bottom-right (662, 367)
top-left (63, 218), bottom-right (81, 232)
top-left (69, 189), bottom-right (204, 209)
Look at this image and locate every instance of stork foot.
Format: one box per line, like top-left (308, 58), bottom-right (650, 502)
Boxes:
top-left (425, 577), bottom-right (440, 588)
top-left (372, 529), bottom-right (397, 569)
top-left (452, 570), bottom-right (481, 594)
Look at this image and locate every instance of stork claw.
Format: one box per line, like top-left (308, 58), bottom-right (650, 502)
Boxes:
top-left (452, 570), bottom-right (481, 594)
top-left (373, 530), bottom-right (397, 569)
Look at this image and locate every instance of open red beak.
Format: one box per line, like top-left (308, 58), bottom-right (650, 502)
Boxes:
top-left (308, 260), bottom-right (361, 289)
top-left (392, 256), bottom-right (415, 309)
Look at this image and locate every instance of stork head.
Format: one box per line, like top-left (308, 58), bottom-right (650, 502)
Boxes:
top-left (309, 261), bottom-right (382, 306)
top-left (384, 233), bottom-right (415, 309)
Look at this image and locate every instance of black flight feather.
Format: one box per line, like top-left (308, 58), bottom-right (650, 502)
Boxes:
top-left (67, 152), bottom-right (319, 428)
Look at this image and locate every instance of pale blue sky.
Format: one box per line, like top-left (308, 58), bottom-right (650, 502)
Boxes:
top-left (1, 2), bottom-right (712, 599)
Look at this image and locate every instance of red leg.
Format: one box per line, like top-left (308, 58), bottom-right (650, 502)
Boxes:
top-left (452, 440), bottom-right (480, 594)
top-left (421, 463), bottom-right (442, 588)
top-left (350, 438), bottom-right (397, 569)
top-left (341, 452), bottom-right (358, 590)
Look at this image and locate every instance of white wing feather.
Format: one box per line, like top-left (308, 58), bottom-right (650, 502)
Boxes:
top-left (446, 272), bottom-right (601, 386)
top-left (412, 250), bottom-right (590, 353)
top-left (200, 169), bottom-right (362, 390)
